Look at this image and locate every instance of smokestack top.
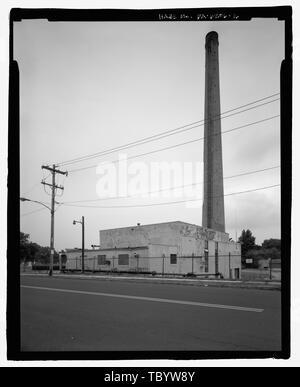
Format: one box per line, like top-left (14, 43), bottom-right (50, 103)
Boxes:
top-left (206, 31), bottom-right (218, 44)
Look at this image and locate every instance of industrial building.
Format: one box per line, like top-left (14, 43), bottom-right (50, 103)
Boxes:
top-left (64, 31), bottom-right (242, 279)
top-left (64, 221), bottom-right (241, 279)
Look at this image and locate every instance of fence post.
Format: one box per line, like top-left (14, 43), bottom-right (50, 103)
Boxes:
top-left (229, 252), bottom-right (231, 279)
top-left (135, 254), bottom-right (139, 272)
top-left (192, 254), bottom-right (194, 275)
top-left (162, 255), bottom-right (165, 276)
top-left (269, 258), bottom-right (272, 280)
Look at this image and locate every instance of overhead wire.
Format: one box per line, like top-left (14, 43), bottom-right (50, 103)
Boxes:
top-left (68, 114), bottom-right (280, 174)
top-left (61, 165), bottom-right (280, 204)
top-left (60, 184), bottom-right (280, 209)
top-left (21, 207), bottom-right (47, 217)
top-left (56, 94), bottom-right (280, 168)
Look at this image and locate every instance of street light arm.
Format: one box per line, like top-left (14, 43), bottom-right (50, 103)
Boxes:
top-left (20, 197), bottom-right (51, 212)
top-left (31, 200), bottom-right (52, 211)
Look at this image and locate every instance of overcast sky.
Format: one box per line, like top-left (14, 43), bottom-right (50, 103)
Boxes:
top-left (14, 18), bottom-right (283, 250)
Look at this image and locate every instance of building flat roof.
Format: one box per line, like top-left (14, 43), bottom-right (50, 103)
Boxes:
top-left (100, 221), bottom-right (230, 237)
top-left (100, 220), bottom-right (202, 232)
top-left (65, 246), bottom-right (149, 253)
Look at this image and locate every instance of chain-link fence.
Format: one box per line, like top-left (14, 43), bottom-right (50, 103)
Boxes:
top-left (22, 255), bottom-right (281, 282)
top-left (242, 257), bottom-right (281, 281)
top-left (62, 254), bottom-right (242, 279)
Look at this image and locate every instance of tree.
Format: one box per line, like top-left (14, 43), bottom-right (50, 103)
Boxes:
top-left (246, 247), bottom-right (281, 267)
top-left (262, 238), bottom-right (281, 251)
top-left (20, 232), bottom-right (30, 263)
top-left (35, 246), bottom-right (50, 264)
top-left (20, 232), bottom-right (59, 264)
top-left (28, 242), bottom-right (41, 262)
top-left (238, 229), bottom-right (257, 257)
top-left (20, 231), bottom-right (30, 245)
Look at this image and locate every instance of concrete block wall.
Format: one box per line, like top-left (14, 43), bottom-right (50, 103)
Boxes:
top-left (97, 221), bottom-right (241, 278)
top-left (100, 221), bottom-right (230, 250)
top-left (65, 247), bottom-right (149, 272)
top-left (64, 241), bottom-right (240, 278)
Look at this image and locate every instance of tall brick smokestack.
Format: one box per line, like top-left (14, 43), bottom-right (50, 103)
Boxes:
top-left (202, 31), bottom-right (225, 232)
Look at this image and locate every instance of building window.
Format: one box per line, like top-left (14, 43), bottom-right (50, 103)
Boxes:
top-left (205, 251), bottom-right (209, 272)
top-left (215, 242), bottom-right (219, 274)
top-left (61, 254), bottom-right (67, 263)
top-left (118, 254), bottom-right (129, 265)
top-left (97, 255), bottom-right (106, 265)
top-left (170, 254), bottom-right (177, 264)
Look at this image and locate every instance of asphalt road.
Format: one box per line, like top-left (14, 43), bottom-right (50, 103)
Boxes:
top-left (20, 275), bottom-right (281, 352)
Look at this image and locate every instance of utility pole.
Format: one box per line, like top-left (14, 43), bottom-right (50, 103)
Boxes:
top-left (73, 216), bottom-right (85, 273)
top-left (82, 216), bottom-right (85, 273)
top-left (41, 164), bottom-right (67, 276)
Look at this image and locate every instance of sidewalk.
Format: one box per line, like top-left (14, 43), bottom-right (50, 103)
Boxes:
top-left (21, 272), bottom-right (281, 291)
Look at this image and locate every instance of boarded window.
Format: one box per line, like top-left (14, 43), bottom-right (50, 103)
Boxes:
top-left (97, 255), bottom-right (106, 265)
top-left (61, 254), bottom-right (67, 263)
top-left (118, 254), bottom-right (129, 265)
top-left (215, 242), bottom-right (219, 273)
top-left (205, 251), bottom-right (209, 272)
top-left (215, 251), bottom-right (219, 274)
top-left (170, 254), bottom-right (177, 264)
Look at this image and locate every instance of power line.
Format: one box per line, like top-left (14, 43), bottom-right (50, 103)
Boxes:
top-left (42, 172), bottom-right (51, 181)
top-left (22, 182), bottom-right (41, 196)
top-left (68, 114), bottom-right (280, 174)
top-left (60, 97), bottom-right (280, 168)
top-left (61, 165), bottom-right (280, 204)
top-left (22, 171), bottom-right (51, 196)
top-left (20, 201), bottom-right (63, 217)
top-left (21, 199), bottom-right (51, 206)
top-left (21, 207), bottom-right (47, 217)
top-left (43, 181), bottom-right (52, 196)
top-left (60, 184), bottom-right (280, 209)
top-left (57, 94), bottom-right (280, 167)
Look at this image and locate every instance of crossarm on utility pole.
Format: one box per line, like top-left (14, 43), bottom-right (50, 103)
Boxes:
top-left (41, 164), bottom-right (68, 276)
top-left (42, 165), bottom-right (68, 176)
top-left (41, 181), bottom-right (64, 191)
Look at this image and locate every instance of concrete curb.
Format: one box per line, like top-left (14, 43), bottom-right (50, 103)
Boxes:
top-left (21, 272), bottom-right (281, 291)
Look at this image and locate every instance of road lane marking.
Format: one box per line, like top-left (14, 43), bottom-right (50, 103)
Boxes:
top-left (21, 285), bottom-right (264, 313)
